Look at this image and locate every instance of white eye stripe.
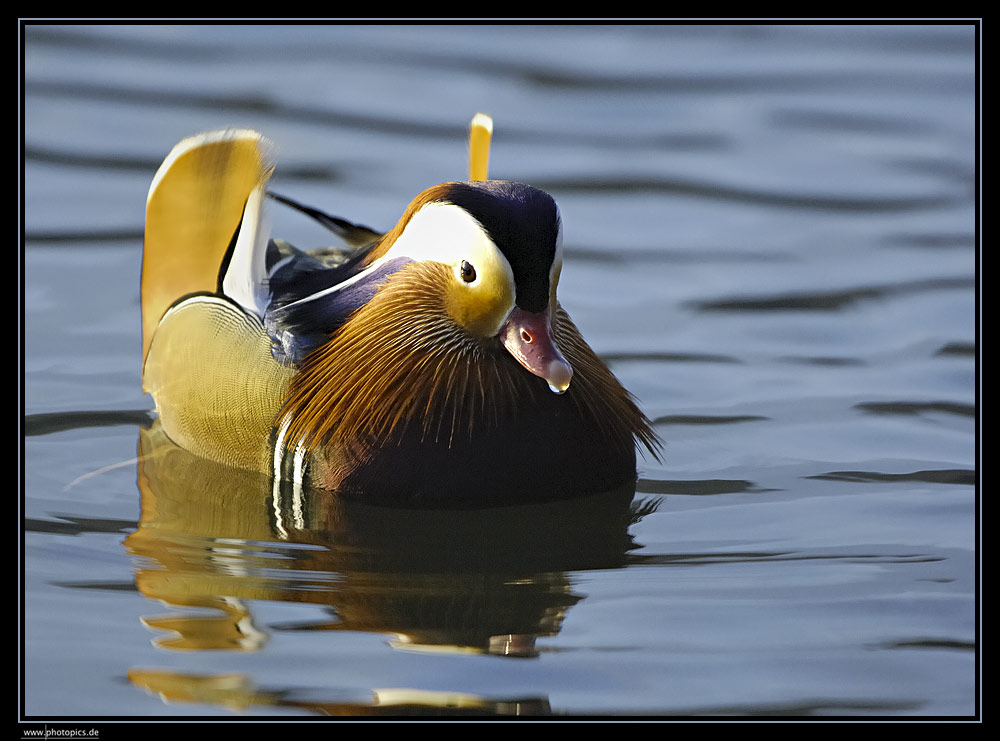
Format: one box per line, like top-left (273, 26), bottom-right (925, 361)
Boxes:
top-left (272, 202), bottom-right (517, 318)
top-left (386, 201), bottom-right (515, 290)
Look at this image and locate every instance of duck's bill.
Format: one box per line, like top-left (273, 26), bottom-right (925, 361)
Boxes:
top-left (500, 307), bottom-right (573, 394)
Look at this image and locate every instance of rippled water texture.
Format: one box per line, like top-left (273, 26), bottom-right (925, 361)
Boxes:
top-left (22, 23), bottom-right (978, 720)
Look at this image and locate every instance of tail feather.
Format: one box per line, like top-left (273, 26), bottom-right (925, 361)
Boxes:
top-left (267, 191), bottom-right (382, 248)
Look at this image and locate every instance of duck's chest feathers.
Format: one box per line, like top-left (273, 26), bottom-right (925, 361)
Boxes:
top-left (275, 276), bottom-right (651, 504)
top-left (305, 364), bottom-right (641, 507)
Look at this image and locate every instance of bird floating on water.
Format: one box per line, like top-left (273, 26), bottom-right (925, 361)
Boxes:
top-left (141, 115), bottom-right (659, 506)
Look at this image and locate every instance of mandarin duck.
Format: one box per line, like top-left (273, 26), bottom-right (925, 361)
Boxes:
top-left (141, 117), bottom-right (659, 506)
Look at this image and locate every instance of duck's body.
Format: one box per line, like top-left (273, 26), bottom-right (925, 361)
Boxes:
top-left (142, 127), bottom-right (657, 506)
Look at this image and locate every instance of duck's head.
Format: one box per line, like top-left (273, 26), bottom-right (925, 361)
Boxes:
top-left (276, 178), bottom-right (619, 458)
top-left (372, 179), bottom-right (572, 394)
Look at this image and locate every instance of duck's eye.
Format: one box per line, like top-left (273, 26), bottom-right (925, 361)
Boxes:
top-left (459, 260), bottom-right (477, 283)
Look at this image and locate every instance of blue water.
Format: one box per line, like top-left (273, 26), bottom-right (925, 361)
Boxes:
top-left (22, 22), bottom-right (978, 720)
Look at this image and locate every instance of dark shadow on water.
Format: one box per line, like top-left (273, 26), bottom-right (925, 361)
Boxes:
top-left (935, 341), bottom-right (976, 357)
top-left (23, 409), bottom-right (154, 436)
top-left (777, 355), bottom-right (865, 367)
top-left (689, 276), bottom-right (974, 313)
top-left (604, 351), bottom-right (741, 365)
top-left (652, 414), bottom-right (769, 425)
top-left (853, 400), bottom-right (975, 418)
top-left (24, 514), bottom-right (137, 537)
top-left (635, 478), bottom-right (771, 496)
top-left (659, 698), bottom-right (924, 716)
top-left (807, 468), bottom-right (975, 486)
top-left (539, 174), bottom-right (957, 213)
top-left (631, 550), bottom-right (945, 568)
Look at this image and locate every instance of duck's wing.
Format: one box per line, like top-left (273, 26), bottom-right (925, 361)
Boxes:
top-left (261, 194), bottom-right (417, 367)
top-left (263, 248), bottom-right (413, 366)
top-left (141, 129), bottom-right (274, 366)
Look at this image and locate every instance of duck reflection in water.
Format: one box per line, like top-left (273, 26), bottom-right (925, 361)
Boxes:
top-left (125, 420), bottom-right (656, 715)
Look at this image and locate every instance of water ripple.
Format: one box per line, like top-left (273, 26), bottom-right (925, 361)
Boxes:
top-left (24, 409), bottom-right (153, 436)
top-left (603, 351), bottom-right (740, 365)
top-left (24, 143), bottom-right (339, 182)
top-left (539, 174), bottom-right (957, 213)
top-left (652, 414), bottom-right (769, 426)
top-left (635, 478), bottom-right (768, 496)
top-left (935, 342), bottom-right (975, 357)
top-left (854, 400), bottom-right (975, 417)
top-left (806, 469), bottom-right (975, 485)
top-left (24, 514), bottom-right (137, 536)
top-left (25, 79), bottom-right (725, 153)
top-left (690, 276), bottom-right (974, 312)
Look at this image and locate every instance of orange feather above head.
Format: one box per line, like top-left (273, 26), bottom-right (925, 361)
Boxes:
top-left (141, 119), bottom-right (660, 507)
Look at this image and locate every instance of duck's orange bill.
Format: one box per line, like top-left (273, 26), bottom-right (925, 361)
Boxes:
top-left (500, 307), bottom-right (573, 394)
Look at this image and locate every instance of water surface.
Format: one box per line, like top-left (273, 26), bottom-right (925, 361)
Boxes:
top-left (22, 22), bottom-right (978, 720)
